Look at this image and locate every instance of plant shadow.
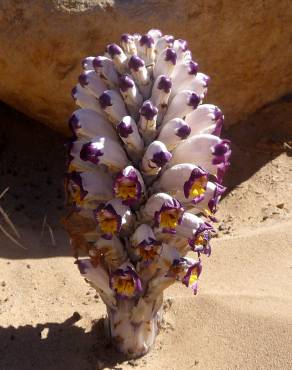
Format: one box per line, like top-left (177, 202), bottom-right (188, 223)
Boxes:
top-left (0, 313), bottom-right (130, 370)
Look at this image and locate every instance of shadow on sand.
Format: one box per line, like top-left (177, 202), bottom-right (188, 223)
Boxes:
top-left (0, 313), bottom-right (131, 370)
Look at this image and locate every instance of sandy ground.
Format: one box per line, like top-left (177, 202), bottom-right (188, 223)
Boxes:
top-left (0, 99), bottom-right (291, 370)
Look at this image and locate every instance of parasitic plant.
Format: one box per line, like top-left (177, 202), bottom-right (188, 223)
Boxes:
top-left (63, 29), bottom-right (231, 358)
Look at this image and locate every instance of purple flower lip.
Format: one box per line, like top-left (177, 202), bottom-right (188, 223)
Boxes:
top-left (121, 33), bottom-right (133, 43)
top-left (128, 55), bottom-right (145, 71)
top-left (182, 260), bottom-right (202, 294)
top-left (92, 56), bottom-right (103, 69)
top-left (68, 114), bottom-right (81, 133)
top-left (99, 92), bottom-right (112, 108)
top-left (207, 183), bottom-right (227, 214)
top-left (140, 101), bottom-right (158, 120)
top-left (176, 124), bottom-right (191, 139)
top-left (212, 140), bottom-right (231, 156)
top-left (183, 167), bottom-right (208, 199)
top-left (78, 73), bottom-right (88, 87)
top-left (117, 119), bottom-right (133, 138)
top-left (106, 43), bottom-right (121, 57)
top-left (80, 142), bottom-right (102, 164)
top-left (158, 76), bottom-right (172, 93)
top-left (165, 48), bottom-right (177, 65)
top-left (188, 61), bottom-right (199, 75)
top-left (188, 93), bottom-right (200, 109)
top-left (151, 151), bottom-right (172, 167)
top-left (119, 75), bottom-right (134, 92)
top-left (140, 34), bottom-right (154, 48)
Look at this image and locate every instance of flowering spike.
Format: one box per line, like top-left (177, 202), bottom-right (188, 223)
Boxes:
top-left (65, 30), bottom-right (231, 358)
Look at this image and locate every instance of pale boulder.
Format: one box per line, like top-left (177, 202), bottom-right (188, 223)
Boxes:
top-left (0, 0), bottom-right (292, 134)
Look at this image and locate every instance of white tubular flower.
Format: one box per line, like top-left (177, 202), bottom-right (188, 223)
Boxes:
top-left (171, 71), bottom-right (209, 100)
top-left (161, 90), bottom-right (200, 125)
top-left (138, 100), bottom-right (158, 141)
top-left (78, 136), bottom-right (129, 172)
top-left (128, 55), bottom-right (151, 98)
top-left (157, 118), bottom-right (191, 151)
top-left (71, 84), bottom-right (103, 114)
top-left (99, 90), bottom-right (128, 125)
top-left (141, 193), bottom-right (184, 234)
top-left (93, 56), bottom-right (119, 88)
top-left (185, 104), bottom-right (224, 137)
top-left (167, 134), bottom-right (231, 181)
top-left (117, 116), bottom-right (144, 159)
top-left (150, 75), bottom-right (172, 123)
top-left (69, 109), bottom-right (119, 141)
top-left (153, 163), bottom-right (208, 204)
top-left (66, 169), bottom-right (114, 209)
top-left (121, 33), bottom-right (137, 56)
top-left (119, 75), bottom-right (143, 120)
top-left (137, 33), bottom-right (155, 65)
top-left (94, 198), bottom-right (133, 240)
top-left (153, 48), bottom-right (177, 80)
top-left (141, 141), bottom-right (172, 176)
top-left (66, 29), bottom-right (231, 358)
top-left (105, 43), bottom-right (128, 73)
top-left (78, 70), bottom-right (107, 98)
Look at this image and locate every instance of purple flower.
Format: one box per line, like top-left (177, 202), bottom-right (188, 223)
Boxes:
top-left (66, 171), bottom-right (88, 208)
top-left (188, 223), bottom-right (214, 256)
top-left (182, 259), bottom-right (202, 294)
top-left (80, 142), bottom-right (103, 164)
top-left (94, 203), bottom-right (122, 239)
top-left (113, 166), bottom-right (143, 205)
top-left (128, 55), bottom-right (145, 71)
top-left (154, 197), bottom-right (184, 234)
top-left (110, 264), bottom-right (142, 299)
top-left (165, 48), bottom-right (177, 65)
top-left (183, 167), bottom-right (208, 203)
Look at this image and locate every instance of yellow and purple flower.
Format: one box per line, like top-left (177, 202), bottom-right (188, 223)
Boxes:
top-left (110, 263), bottom-right (142, 299)
top-left (113, 166), bottom-right (145, 205)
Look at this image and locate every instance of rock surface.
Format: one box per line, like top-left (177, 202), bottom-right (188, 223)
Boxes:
top-left (0, 0), bottom-right (292, 134)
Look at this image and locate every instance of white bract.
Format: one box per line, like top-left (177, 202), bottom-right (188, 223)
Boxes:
top-left (65, 29), bottom-right (231, 359)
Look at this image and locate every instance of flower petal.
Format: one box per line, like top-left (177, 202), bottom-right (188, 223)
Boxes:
top-left (110, 262), bottom-right (142, 299)
top-left (69, 108), bottom-right (119, 141)
top-left (168, 134), bottom-right (231, 180)
top-left (117, 116), bottom-right (144, 160)
top-left (105, 43), bottom-right (128, 73)
top-left (153, 48), bottom-right (177, 80)
top-left (141, 141), bottom-right (172, 176)
top-left (99, 90), bottom-right (128, 125)
top-left (78, 70), bottom-right (107, 98)
top-left (71, 84), bottom-right (103, 114)
top-left (119, 75), bottom-right (143, 120)
top-left (128, 55), bottom-right (151, 98)
top-left (161, 90), bottom-right (200, 125)
top-left (121, 33), bottom-right (137, 56)
top-left (113, 165), bottom-right (145, 205)
top-left (150, 75), bottom-right (172, 123)
top-left (185, 104), bottom-right (224, 137)
top-left (93, 56), bottom-right (119, 88)
top-left (157, 118), bottom-right (191, 151)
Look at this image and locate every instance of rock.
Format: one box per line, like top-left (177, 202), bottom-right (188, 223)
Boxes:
top-left (0, 1), bottom-right (292, 134)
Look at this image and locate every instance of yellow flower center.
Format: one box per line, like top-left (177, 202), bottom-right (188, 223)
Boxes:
top-left (189, 271), bottom-right (198, 285)
top-left (98, 211), bottom-right (118, 234)
top-left (160, 210), bottom-right (180, 229)
top-left (195, 234), bottom-right (206, 246)
top-left (116, 181), bottom-right (137, 200)
top-left (190, 177), bottom-right (207, 198)
top-left (114, 278), bottom-right (135, 296)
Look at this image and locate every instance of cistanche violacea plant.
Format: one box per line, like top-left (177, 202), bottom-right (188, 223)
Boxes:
top-left (63, 29), bottom-right (231, 358)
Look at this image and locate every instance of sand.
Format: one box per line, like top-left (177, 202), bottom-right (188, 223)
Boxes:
top-left (0, 98), bottom-right (291, 370)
